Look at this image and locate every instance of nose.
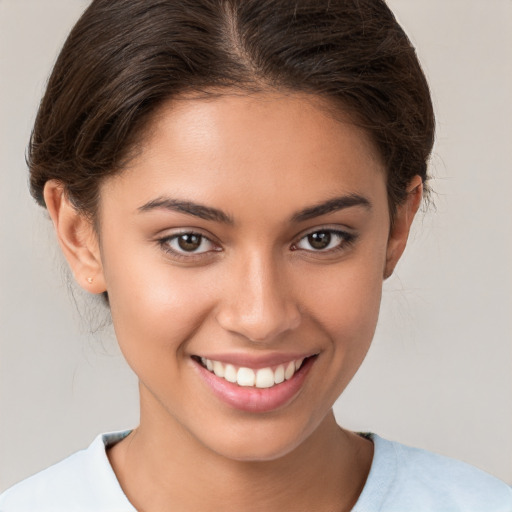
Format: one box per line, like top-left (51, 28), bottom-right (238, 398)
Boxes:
top-left (216, 250), bottom-right (301, 343)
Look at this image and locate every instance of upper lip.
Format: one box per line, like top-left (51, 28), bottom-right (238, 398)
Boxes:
top-left (193, 352), bottom-right (318, 369)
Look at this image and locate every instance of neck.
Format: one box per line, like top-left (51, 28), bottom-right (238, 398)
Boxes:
top-left (108, 391), bottom-right (373, 512)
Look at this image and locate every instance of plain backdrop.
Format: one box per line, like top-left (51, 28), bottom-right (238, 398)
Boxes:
top-left (1, 0), bottom-right (511, 491)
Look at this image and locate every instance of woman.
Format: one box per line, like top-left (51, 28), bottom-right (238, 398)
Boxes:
top-left (1, 0), bottom-right (510, 510)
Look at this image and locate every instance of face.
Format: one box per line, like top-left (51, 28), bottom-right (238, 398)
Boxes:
top-left (70, 92), bottom-right (416, 461)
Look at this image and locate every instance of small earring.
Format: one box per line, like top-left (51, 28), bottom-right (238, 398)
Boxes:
top-left (87, 277), bottom-right (94, 284)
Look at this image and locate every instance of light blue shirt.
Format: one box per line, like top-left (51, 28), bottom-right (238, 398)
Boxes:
top-left (353, 434), bottom-right (512, 511)
top-left (1, 432), bottom-right (510, 511)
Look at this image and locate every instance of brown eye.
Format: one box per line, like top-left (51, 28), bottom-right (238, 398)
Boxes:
top-left (294, 229), bottom-right (355, 253)
top-left (161, 232), bottom-right (217, 256)
top-left (177, 233), bottom-right (203, 252)
top-left (307, 231), bottom-right (331, 250)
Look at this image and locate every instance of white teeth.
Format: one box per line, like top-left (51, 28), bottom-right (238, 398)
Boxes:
top-left (274, 365), bottom-right (285, 384)
top-left (237, 367), bottom-right (255, 387)
top-left (255, 368), bottom-right (275, 388)
top-left (200, 356), bottom-right (308, 388)
top-left (284, 361), bottom-right (295, 380)
top-left (213, 360), bottom-right (225, 378)
top-left (224, 364), bottom-right (237, 383)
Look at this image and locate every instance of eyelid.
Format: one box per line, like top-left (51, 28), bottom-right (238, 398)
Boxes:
top-left (291, 226), bottom-right (358, 253)
top-left (155, 225), bottom-right (357, 261)
top-left (155, 226), bottom-right (220, 245)
top-left (156, 228), bottom-right (222, 260)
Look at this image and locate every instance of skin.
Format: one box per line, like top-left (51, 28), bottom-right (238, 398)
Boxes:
top-left (44, 91), bottom-right (422, 512)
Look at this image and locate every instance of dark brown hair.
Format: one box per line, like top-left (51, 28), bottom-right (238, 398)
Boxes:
top-left (29, 0), bottom-right (435, 220)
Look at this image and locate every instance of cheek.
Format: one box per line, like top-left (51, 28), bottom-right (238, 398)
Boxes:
top-left (102, 246), bottom-right (217, 363)
top-left (301, 251), bottom-right (385, 345)
top-left (298, 256), bottom-right (385, 410)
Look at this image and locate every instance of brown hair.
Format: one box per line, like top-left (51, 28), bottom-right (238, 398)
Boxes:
top-left (29, 0), bottom-right (435, 220)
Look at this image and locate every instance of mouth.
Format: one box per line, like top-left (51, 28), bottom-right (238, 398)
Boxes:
top-left (193, 355), bottom-right (311, 389)
top-left (191, 353), bottom-right (318, 413)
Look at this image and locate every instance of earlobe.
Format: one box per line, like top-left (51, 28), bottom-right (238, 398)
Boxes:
top-left (43, 180), bottom-right (106, 293)
top-left (384, 176), bottom-right (423, 279)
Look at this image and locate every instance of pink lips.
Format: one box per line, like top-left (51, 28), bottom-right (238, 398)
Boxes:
top-left (193, 355), bottom-right (315, 413)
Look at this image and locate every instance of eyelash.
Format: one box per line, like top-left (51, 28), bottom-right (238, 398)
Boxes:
top-left (157, 231), bottom-right (220, 261)
top-left (157, 228), bottom-right (357, 261)
top-left (291, 228), bottom-right (357, 255)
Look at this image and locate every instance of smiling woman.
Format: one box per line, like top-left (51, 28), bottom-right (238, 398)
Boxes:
top-left (1, 0), bottom-right (511, 511)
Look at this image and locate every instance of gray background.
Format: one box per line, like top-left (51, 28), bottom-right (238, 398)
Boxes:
top-left (1, 0), bottom-right (511, 491)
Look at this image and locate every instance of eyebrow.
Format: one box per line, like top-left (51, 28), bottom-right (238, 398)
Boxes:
top-left (137, 193), bottom-right (371, 225)
top-left (291, 194), bottom-right (372, 223)
top-left (138, 197), bottom-right (234, 224)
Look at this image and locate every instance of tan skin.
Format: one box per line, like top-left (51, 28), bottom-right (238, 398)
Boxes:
top-left (44, 91), bottom-right (422, 512)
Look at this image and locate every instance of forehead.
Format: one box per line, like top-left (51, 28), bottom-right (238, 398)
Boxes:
top-left (101, 91), bottom-right (388, 219)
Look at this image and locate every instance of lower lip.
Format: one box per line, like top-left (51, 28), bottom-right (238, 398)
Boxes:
top-left (194, 357), bottom-right (315, 413)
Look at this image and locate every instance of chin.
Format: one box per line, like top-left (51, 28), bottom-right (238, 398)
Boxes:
top-left (210, 435), bottom-right (304, 463)
top-left (193, 413), bottom-right (324, 463)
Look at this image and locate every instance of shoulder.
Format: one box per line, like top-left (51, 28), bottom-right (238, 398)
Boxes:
top-left (354, 434), bottom-right (512, 512)
top-left (0, 431), bottom-right (135, 512)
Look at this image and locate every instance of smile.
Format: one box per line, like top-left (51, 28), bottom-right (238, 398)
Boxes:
top-left (198, 357), bottom-right (305, 389)
top-left (192, 354), bottom-right (317, 412)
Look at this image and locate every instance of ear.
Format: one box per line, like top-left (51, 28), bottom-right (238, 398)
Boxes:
top-left (384, 175), bottom-right (423, 279)
top-left (44, 180), bottom-right (106, 293)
